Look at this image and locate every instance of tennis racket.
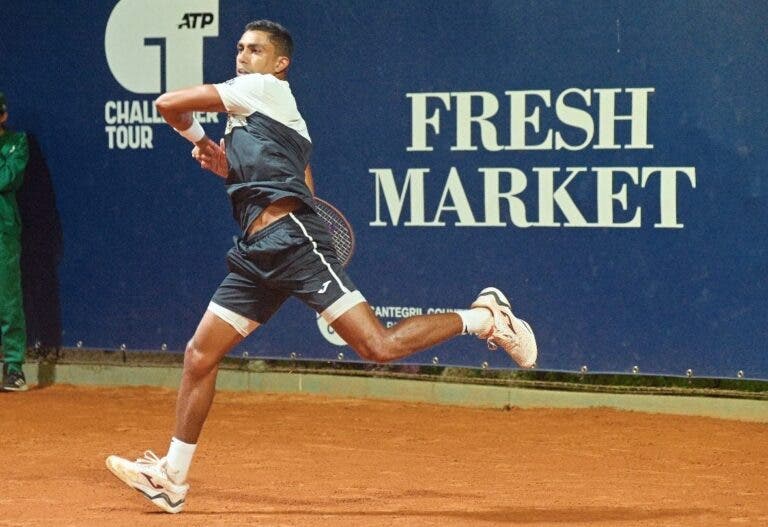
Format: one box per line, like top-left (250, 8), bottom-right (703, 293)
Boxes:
top-left (313, 197), bottom-right (355, 266)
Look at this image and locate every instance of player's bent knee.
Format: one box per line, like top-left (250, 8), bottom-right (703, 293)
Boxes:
top-left (350, 337), bottom-right (392, 364)
top-left (356, 348), bottom-right (389, 363)
top-left (183, 340), bottom-right (218, 378)
top-left (332, 312), bottom-right (396, 363)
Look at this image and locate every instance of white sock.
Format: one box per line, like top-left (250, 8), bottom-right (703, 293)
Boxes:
top-left (457, 308), bottom-right (493, 336)
top-left (166, 437), bottom-right (197, 484)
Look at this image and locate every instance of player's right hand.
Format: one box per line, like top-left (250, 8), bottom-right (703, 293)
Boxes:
top-left (192, 138), bottom-right (228, 179)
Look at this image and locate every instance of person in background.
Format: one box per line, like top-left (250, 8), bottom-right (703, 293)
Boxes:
top-left (0, 92), bottom-right (29, 392)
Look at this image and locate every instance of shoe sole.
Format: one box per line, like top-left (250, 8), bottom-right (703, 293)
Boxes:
top-left (473, 287), bottom-right (538, 369)
top-left (512, 318), bottom-right (538, 368)
top-left (105, 457), bottom-right (185, 513)
top-left (2, 386), bottom-right (29, 392)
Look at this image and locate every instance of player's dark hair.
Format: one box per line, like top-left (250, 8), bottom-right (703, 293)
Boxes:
top-left (245, 20), bottom-right (293, 59)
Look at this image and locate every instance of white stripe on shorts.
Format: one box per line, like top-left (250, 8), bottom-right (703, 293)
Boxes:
top-left (320, 290), bottom-right (366, 324)
top-left (289, 212), bottom-right (350, 294)
top-left (208, 301), bottom-right (260, 337)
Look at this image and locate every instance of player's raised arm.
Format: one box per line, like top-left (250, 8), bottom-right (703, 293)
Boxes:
top-left (155, 85), bottom-right (225, 156)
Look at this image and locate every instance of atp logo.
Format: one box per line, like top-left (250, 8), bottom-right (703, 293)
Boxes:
top-left (178, 12), bottom-right (215, 29)
top-left (105, 0), bottom-right (219, 94)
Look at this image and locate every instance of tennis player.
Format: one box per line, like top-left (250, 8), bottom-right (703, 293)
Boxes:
top-left (106, 20), bottom-right (537, 513)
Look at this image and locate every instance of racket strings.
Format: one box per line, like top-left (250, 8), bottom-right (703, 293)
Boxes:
top-left (315, 202), bottom-right (354, 264)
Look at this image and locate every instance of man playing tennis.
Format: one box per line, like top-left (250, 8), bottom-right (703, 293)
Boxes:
top-left (106, 19), bottom-right (537, 514)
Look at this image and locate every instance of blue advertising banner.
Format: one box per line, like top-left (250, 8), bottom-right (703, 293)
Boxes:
top-left (2, 1), bottom-right (766, 378)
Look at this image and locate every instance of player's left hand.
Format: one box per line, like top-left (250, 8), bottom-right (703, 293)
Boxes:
top-left (192, 138), bottom-right (228, 179)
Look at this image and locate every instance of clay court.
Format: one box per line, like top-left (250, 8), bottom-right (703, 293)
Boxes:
top-left (0, 384), bottom-right (766, 526)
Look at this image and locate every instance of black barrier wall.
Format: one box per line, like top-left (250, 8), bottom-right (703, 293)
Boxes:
top-left (2, 1), bottom-right (766, 378)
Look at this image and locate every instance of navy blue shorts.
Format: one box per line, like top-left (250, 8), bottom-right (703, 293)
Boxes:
top-left (209, 207), bottom-right (364, 335)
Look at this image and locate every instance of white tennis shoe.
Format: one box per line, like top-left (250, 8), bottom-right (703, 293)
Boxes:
top-left (106, 451), bottom-right (189, 513)
top-left (471, 287), bottom-right (538, 368)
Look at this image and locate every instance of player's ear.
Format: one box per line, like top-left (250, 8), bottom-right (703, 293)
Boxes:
top-left (275, 56), bottom-right (290, 75)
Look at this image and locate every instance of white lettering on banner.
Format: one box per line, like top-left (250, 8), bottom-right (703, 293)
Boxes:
top-left (370, 168), bottom-right (436, 226)
top-left (369, 166), bottom-right (696, 228)
top-left (406, 93), bottom-right (450, 152)
top-left (104, 101), bottom-right (218, 125)
top-left (105, 125), bottom-right (153, 149)
top-left (554, 88), bottom-right (594, 151)
top-left (103, 100), bottom-right (218, 150)
top-left (407, 88), bottom-right (654, 152)
top-left (594, 88), bottom-right (653, 150)
top-left (507, 90), bottom-right (553, 150)
top-left (373, 86), bottom-right (695, 229)
top-left (451, 92), bottom-right (504, 152)
top-left (433, 167), bottom-right (479, 226)
top-left (373, 306), bottom-right (423, 318)
top-left (642, 167), bottom-right (697, 228)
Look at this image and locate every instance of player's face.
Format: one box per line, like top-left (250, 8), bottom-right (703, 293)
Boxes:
top-left (236, 30), bottom-right (288, 77)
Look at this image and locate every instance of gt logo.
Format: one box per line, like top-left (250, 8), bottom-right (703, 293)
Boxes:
top-left (105, 0), bottom-right (219, 94)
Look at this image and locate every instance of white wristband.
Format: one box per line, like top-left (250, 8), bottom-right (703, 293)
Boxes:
top-left (177, 120), bottom-right (205, 143)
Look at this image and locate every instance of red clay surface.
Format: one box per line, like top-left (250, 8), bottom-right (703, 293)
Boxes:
top-left (1, 384), bottom-right (767, 526)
